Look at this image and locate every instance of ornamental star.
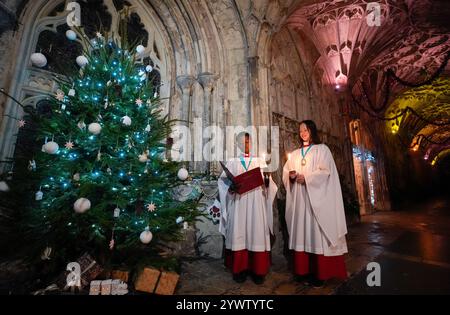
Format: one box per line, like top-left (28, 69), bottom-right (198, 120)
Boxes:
top-left (96, 32), bottom-right (103, 39)
top-left (18, 120), bottom-right (26, 128)
top-left (77, 121), bottom-right (86, 130)
top-left (56, 91), bottom-right (65, 101)
top-left (65, 141), bottom-right (75, 150)
top-left (147, 203), bottom-right (156, 212)
top-left (135, 98), bottom-right (143, 106)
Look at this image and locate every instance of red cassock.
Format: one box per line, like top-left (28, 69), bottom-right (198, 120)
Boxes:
top-left (294, 251), bottom-right (347, 280)
top-left (225, 249), bottom-right (271, 276)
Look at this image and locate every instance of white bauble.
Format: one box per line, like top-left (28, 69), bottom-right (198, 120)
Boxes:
top-left (74, 198), bottom-right (91, 213)
top-left (177, 168), bottom-right (189, 181)
top-left (76, 55), bottom-right (89, 67)
top-left (73, 173), bottom-right (80, 181)
top-left (121, 115), bottom-right (132, 126)
top-left (30, 53), bottom-right (47, 68)
top-left (146, 65), bottom-right (153, 72)
top-left (44, 141), bottom-right (59, 154)
top-left (0, 181), bottom-right (10, 192)
top-left (66, 30), bottom-right (77, 41)
top-left (88, 122), bottom-right (102, 135)
top-left (136, 45), bottom-right (145, 54)
top-left (138, 154), bottom-right (148, 163)
top-left (140, 227), bottom-right (153, 244)
top-left (176, 216), bottom-right (184, 224)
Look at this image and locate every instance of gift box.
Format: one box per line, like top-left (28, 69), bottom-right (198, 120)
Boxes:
top-left (101, 279), bottom-right (112, 295)
top-left (89, 280), bottom-right (102, 295)
top-left (155, 271), bottom-right (180, 295)
top-left (57, 253), bottom-right (104, 290)
top-left (111, 270), bottom-right (129, 283)
top-left (134, 267), bottom-right (161, 293)
top-left (111, 279), bottom-right (128, 295)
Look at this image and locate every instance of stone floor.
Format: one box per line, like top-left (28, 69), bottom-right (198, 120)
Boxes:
top-left (176, 198), bottom-right (450, 295)
top-left (1, 198), bottom-right (448, 295)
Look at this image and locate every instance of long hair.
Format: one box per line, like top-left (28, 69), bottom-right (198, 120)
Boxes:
top-left (299, 120), bottom-right (321, 147)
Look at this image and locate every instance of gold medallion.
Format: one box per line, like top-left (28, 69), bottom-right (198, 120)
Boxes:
top-left (301, 158), bottom-right (306, 166)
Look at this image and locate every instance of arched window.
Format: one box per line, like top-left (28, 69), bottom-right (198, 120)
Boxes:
top-left (0, 0), bottom-right (170, 172)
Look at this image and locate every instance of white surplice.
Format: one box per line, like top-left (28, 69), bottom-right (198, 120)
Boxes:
top-left (282, 144), bottom-right (348, 256)
top-left (217, 157), bottom-right (278, 252)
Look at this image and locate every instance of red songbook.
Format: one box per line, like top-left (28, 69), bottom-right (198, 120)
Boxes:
top-left (233, 167), bottom-right (264, 194)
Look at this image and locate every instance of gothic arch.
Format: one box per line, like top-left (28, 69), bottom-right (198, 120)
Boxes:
top-left (0, 0), bottom-right (174, 170)
top-left (0, 0), bottom-right (255, 176)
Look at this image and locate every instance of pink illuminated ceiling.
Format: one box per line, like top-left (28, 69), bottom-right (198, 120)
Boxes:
top-left (286, 0), bottom-right (450, 90)
top-left (286, 0), bottom-right (450, 159)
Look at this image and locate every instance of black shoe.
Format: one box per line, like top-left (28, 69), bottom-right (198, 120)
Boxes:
top-left (310, 278), bottom-right (325, 288)
top-left (251, 274), bottom-right (265, 285)
top-left (294, 274), bottom-right (310, 285)
top-left (233, 271), bottom-right (248, 283)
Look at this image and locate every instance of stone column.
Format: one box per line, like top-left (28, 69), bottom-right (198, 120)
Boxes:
top-left (175, 75), bottom-right (196, 165)
top-left (176, 75), bottom-right (196, 123)
top-left (198, 72), bottom-right (218, 174)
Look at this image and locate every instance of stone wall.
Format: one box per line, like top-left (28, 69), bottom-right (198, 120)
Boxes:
top-left (0, 0), bottom-right (358, 258)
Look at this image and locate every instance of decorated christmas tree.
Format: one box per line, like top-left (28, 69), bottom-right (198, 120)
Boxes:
top-left (10, 17), bottom-right (202, 273)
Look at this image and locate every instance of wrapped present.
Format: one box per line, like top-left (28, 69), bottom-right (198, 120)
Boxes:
top-left (111, 270), bottom-right (129, 283)
top-left (101, 279), bottom-right (112, 295)
top-left (89, 280), bottom-right (102, 295)
top-left (57, 253), bottom-right (104, 290)
top-left (79, 253), bottom-right (104, 288)
top-left (155, 271), bottom-right (180, 295)
top-left (134, 267), bottom-right (161, 293)
top-left (111, 279), bottom-right (128, 295)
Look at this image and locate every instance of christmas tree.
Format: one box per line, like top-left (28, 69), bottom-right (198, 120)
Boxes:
top-left (10, 18), bottom-right (202, 272)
